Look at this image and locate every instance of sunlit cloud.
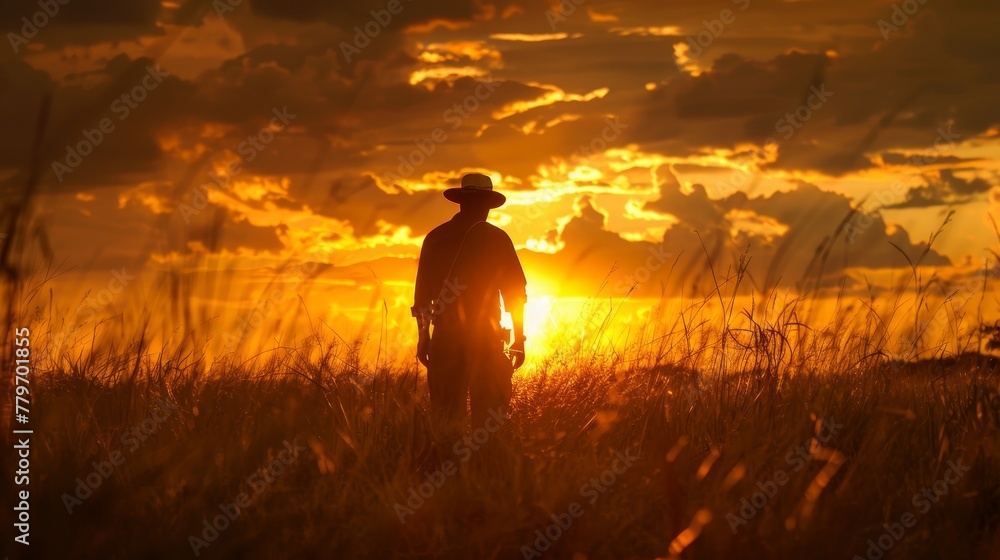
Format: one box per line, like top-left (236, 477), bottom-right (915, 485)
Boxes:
top-left (492, 85), bottom-right (609, 119)
top-left (403, 18), bottom-right (474, 34)
top-left (525, 236), bottom-right (565, 253)
top-left (415, 40), bottom-right (502, 64)
top-left (672, 43), bottom-right (705, 76)
top-left (624, 199), bottom-right (678, 224)
top-left (612, 26), bottom-right (682, 36)
top-left (587, 7), bottom-right (620, 23)
top-left (725, 209), bottom-right (789, 241)
top-left (118, 182), bottom-right (175, 215)
top-left (488, 33), bottom-right (580, 42)
top-left (408, 66), bottom-right (490, 86)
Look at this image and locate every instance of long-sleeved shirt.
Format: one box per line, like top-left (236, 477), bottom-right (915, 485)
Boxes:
top-left (413, 211), bottom-right (526, 332)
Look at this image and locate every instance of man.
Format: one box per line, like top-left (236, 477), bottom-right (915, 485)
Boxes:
top-left (412, 172), bottom-right (527, 428)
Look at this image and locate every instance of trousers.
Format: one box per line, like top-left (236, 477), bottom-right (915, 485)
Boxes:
top-left (426, 324), bottom-right (513, 428)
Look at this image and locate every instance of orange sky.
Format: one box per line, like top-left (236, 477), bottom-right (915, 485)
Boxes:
top-left (2, 0), bottom-right (999, 363)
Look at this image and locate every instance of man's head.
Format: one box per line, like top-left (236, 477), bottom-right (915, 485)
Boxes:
top-left (459, 199), bottom-right (492, 219)
top-left (444, 173), bottom-right (506, 213)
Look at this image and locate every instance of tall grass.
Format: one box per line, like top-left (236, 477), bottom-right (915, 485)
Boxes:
top-left (8, 314), bottom-right (1000, 559)
top-left (3, 214), bottom-right (999, 559)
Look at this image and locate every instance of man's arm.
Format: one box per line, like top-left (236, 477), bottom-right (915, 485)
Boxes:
top-left (497, 231), bottom-right (527, 369)
top-left (508, 300), bottom-right (525, 366)
top-left (413, 238), bottom-right (434, 367)
top-left (509, 302), bottom-right (525, 343)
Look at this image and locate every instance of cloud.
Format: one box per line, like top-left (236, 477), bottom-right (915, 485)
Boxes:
top-left (642, 168), bottom-right (725, 232)
top-left (623, 0), bottom-right (1000, 177)
top-left (519, 176), bottom-right (951, 299)
top-left (0, 55), bottom-right (187, 195)
top-left (0, 0), bottom-right (163, 45)
top-left (879, 153), bottom-right (978, 167)
top-left (249, 0), bottom-right (482, 26)
top-left (5, 0), bottom-right (993, 314)
top-left (308, 173), bottom-right (449, 238)
top-left (886, 169), bottom-right (997, 209)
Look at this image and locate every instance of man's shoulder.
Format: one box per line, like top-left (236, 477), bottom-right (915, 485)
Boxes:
top-left (423, 218), bottom-right (512, 246)
top-left (460, 222), bottom-right (514, 251)
top-left (475, 221), bottom-right (512, 241)
top-left (423, 221), bottom-right (454, 244)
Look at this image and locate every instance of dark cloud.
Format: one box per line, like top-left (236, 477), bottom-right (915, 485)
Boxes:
top-left (628, 50), bottom-right (839, 165)
top-left (520, 195), bottom-right (694, 296)
top-left (0, 55), bottom-right (187, 194)
top-left (0, 57), bottom-right (58, 170)
top-left (880, 152), bottom-right (977, 166)
top-left (248, 0), bottom-right (482, 28)
top-left (522, 178), bottom-right (951, 298)
top-left (675, 52), bottom-right (828, 121)
top-left (886, 169), bottom-right (996, 209)
top-left (309, 173), bottom-right (450, 238)
top-left (643, 168), bottom-right (725, 231)
top-left (625, 0), bottom-right (1000, 176)
top-left (942, 169), bottom-right (993, 195)
top-left (0, 0), bottom-right (161, 28)
top-left (196, 208), bottom-right (287, 254)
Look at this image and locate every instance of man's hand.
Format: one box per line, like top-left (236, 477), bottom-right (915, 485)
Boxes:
top-left (417, 334), bottom-right (431, 367)
top-left (413, 305), bottom-right (432, 367)
top-left (507, 299), bottom-right (526, 371)
top-left (510, 338), bottom-right (525, 370)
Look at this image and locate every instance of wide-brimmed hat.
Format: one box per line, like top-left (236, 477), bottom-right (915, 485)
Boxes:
top-left (443, 173), bottom-right (506, 208)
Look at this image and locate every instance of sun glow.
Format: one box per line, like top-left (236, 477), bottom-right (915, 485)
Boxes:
top-left (501, 294), bottom-right (556, 347)
top-left (524, 295), bottom-right (556, 341)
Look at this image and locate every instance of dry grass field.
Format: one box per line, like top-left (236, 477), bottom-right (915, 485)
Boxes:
top-left (5, 261), bottom-right (1000, 560)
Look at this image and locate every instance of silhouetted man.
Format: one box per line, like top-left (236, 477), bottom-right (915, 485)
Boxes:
top-left (412, 172), bottom-right (526, 428)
